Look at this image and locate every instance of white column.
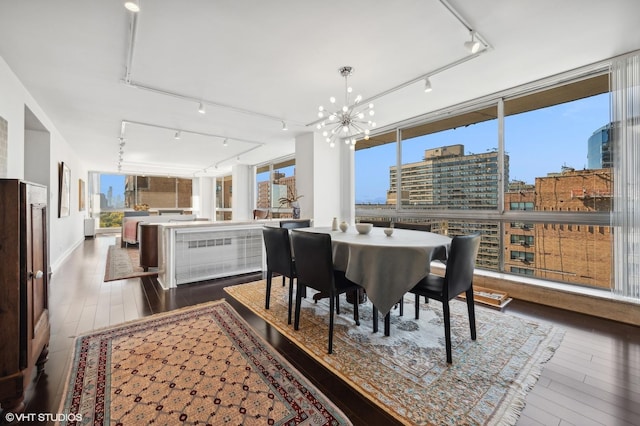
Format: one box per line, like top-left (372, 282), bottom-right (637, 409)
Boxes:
top-left (295, 132), bottom-right (352, 227)
top-left (232, 164), bottom-right (253, 221)
top-left (194, 176), bottom-right (215, 220)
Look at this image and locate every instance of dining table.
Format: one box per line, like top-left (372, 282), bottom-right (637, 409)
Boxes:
top-left (294, 226), bottom-right (452, 335)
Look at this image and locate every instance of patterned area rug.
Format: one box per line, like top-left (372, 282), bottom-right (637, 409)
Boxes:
top-left (225, 280), bottom-right (565, 426)
top-left (104, 244), bottom-right (157, 282)
top-left (57, 300), bottom-right (351, 425)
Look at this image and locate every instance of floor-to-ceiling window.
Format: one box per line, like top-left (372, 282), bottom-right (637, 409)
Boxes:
top-left (216, 175), bottom-right (232, 221)
top-left (355, 70), bottom-right (612, 291)
top-left (255, 157), bottom-right (297, 218)
top-left (89, 173), bottom-right (193, 228)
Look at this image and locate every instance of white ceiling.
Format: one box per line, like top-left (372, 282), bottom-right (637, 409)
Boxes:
top-left (1, 0), bottom-right (639, 177)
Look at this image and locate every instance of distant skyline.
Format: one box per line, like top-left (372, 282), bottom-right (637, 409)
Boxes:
top-left (355, 93), bottom-right (609, 204)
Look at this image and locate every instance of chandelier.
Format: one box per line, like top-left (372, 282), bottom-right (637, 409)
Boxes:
top-left (316, 66), bottom-right (376, 150)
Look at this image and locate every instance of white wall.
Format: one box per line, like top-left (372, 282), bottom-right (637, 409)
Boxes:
top-left (24, 129), bottom-right (50, 187)
top-left (0, 56), bottom-right (87, 271)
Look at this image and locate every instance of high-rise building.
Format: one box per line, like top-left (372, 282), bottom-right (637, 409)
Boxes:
top-left (587, 124), bottom-right (612, 169)
top-left (386, 144), bottom-right (509, 269)
top-left (256, 171), bottom-right (297, 217)
top-left (387, 144), bottom-right (508, 209)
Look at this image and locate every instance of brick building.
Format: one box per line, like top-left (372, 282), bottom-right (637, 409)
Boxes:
top-left (124, 175), bottom-right (192, 209)
top-left (505, 168), bottom-right (612, 289)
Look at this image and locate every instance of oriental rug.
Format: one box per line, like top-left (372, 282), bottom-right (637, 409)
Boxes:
top-left (57, 300), bottom-right (352, 425)
top-left (225, 280), bottom-right (565, 426)
top-left (103, 244), bottom-right (157, 282)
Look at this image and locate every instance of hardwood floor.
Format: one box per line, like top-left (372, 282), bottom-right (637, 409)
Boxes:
top-left (8, 234), bottom-right (640, 425)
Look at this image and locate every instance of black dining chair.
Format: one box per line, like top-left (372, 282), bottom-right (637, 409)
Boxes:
top-left (409, 232), bottom-right (481, 363)
top-left (279, 219), bottom-right (311, 229)
top-left (290, 230), bottom-right (361, 354)
top-left (392, 221), bottom-right (442, 316)
top-left (360, 219), bottom-right (391, 228)
top-left (262, 226), bottom-right (296, 325)
top-left (393, 222), bottom-right (432, 232)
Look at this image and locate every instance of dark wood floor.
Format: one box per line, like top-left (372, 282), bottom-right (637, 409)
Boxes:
top-left (11, 234), bottom-right (640, 425)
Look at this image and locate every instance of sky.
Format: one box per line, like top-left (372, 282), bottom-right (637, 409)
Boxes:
top-left (354, 93), bottom-right (609, 203)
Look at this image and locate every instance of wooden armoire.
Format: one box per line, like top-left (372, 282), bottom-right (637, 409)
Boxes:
top-left (0, 179), bottom-right (50, 414)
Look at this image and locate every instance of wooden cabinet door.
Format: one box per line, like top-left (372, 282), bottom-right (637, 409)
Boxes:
top-left (25, 188), bottom-right (49, 368)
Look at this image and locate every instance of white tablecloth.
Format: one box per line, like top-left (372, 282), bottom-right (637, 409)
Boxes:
top-left (296, 226), bottom-right (451, 316)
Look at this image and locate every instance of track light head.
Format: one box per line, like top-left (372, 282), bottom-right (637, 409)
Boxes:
top-left (464, 31), bottom-right (481, 53)
top-left (223, 138), bottom-right (228, 147)
top-left (198, 102), bottom-right (206, 114)
top-left (281, 121), bottom-right (288, 131)
top-left (174, 131), bottom-right (181, 140)
top-left (424, 78), bottom-right (432, 93)
top-left (124, 1), bottom-right (140, 12)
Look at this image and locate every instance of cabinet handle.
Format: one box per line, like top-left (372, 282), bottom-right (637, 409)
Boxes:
top-left (29, 270), bottom-right (44, 279)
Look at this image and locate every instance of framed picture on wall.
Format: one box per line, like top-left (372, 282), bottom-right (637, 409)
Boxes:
top-left (58, 162), bottom-right (71, 217)
top-left (79, 178), bottom-right (85, 211)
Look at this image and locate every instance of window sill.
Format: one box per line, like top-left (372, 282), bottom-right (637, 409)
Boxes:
top-left (431, 264), bottom-right (640, 326)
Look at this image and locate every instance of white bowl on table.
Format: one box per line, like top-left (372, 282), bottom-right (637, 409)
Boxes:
top-left (383, 228), bottom-right (394, 236)
top-left (355, 223), bottom-right (373, 235)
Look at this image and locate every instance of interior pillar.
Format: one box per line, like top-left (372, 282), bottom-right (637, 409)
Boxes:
top-left (295, 132), bottom-right (352, 227)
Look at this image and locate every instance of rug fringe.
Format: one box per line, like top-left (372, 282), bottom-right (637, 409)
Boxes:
top-left (492, 325), bottom-right (566, 426)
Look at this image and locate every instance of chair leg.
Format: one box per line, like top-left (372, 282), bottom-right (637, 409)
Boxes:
top-left (328, 293), bottom-right (335, 354)
top-left (335, 294), bottom-right (340, 315)
top-left (466, 288), bottom-right (477, 340)
top-left (373, 307), bottom-right (378, 333)
top-left (384, 313), bottom-right (390, 336)
top-left (294, 283), bottom-right (304, 330)
top-left (287, 276), bottom-right (294, 325)
top-left (443, 301), bottom-right (452, 363)
top-left (265, 271), bottom-right (273, 310)
top-left (399, 298), bottom-right (404, 316)
top-left (352, 293), bottom-right (360, 326)
top-left (414, 294), bottom-right (420, 319)
top-left (282, 275), bottom-right (285, 287)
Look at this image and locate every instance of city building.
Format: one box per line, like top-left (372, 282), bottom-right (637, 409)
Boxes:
top-left (387, 145), bottom-right (508, 209)
top-left (505, 168), bottom-right (612, 288)
top-left (257, 172), bottom-right (297, 217)
top-left (386, 144), bottom-right (508, 269)
top-left (587, 124), bottom-right (613, 169)
top-left (124, 175), bottom-right (192, 209)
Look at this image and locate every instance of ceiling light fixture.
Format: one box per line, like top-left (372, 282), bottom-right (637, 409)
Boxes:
top-left (198, 102), bottom-right (206, 114)
top-left (223, 138), bottom-right (228, 147)
top-left (464, 30), bottom-right (481, 54)
top-left (174, 130), bottom-right (181, 140)
top-left (424, 78), bottom-right (432, 93)
top-left (124, 0), bottom-right (140, 12)
top-left (316, 66), bottom-right (376, 150)
top-left (281, 121), bottom-right (288, 131)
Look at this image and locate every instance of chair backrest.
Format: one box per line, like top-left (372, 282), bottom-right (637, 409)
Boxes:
top-left (444, 232), bottom-right (481, 298)
top-left (280, 219), bottom-right (311, 230)
top-left (360, 220), bottom-right (391, 228)
top-left (394, 222), bottom-right (432, 232)
top-left (262, 227), bottom-right (294, 276)
top-left (290, 230), bottom-right (334, 294)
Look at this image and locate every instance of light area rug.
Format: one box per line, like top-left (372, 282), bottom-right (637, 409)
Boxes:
top-left (225, 280), bottom-right (565, 426)
top-left (104, 244), bottom-right (157, 282)
top-left (57, 300), bottom-right (352, 425)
